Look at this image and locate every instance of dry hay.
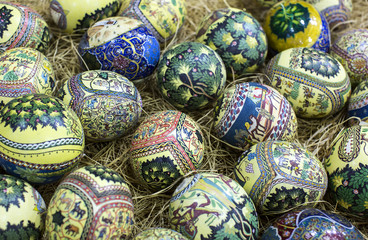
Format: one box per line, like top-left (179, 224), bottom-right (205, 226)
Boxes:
top-left (4, 0), bottom-right (368, 238)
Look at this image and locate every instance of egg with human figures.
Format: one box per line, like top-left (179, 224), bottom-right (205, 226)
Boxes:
top-left (0, 2), bottom-right (50, 53)
top-left (57, 70), bottom-right (142, 142)
top-left (324, 124), bottom-right (368, 218)
top-left (120, 0), bottom-right (186, 44)
top-left (133, 228), bottom-right (188, 240)
top-left (234, 141), bottom-right (328, 215)
top-left (169, 172), bottom-right (259, 240)
top-left (263, 0), bottom-right (330, 53)
top-left (0, 174), bottom-right (46, 239)
top-left (0, 47), bottom-right (55, 109)
top-left (78, 17), bottom-right (160, 82)
top-left (196, 8), bottom-right (268, 77)
top-left (0, 93), bottom-right (85, 185)
top-left (129, 110), bottom-right (204, 191)
top-left (331, 29), bottom-right (368, 88)
top-left (45, 165), bottom-right (134, 239)
top-left (156, 41), bottom-right (226, 110)
top-left (348, 80), bottom-right (368, 123)
top-left (265, 47), bottom-right (351, 118)
top-left (213, 82), bottom-right (298, 150)
top-left (261, 208), bottom-right (365, 239)
top-left (50, 0), bottom-right (121, 33)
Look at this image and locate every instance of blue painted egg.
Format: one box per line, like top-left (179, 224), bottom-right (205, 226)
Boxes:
top-left (78, 17), bottom-right (160, 82)
top-left (213, 82), bottom-right (298, 149)
top-left (348, 79), bottom-right (368, 123)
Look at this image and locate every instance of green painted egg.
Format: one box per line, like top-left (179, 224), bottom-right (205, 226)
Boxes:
top-left (133, 228), bottom-right (188, 240)
top-left (265, 47), bottom-right (351, 118)
top-left (196, 8), bottom-right (267, 77)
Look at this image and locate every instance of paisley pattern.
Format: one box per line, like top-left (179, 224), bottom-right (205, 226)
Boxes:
top-left (196, 8), bottom-right (267, 77)
top-left (45, 165), bottom-right (134, 240)
top-left (169, 173), bottom-right (259, 240)
top-left (261, 208), bottom-right (365, 239)
top-left (156, 41), bottom-right (226, 110)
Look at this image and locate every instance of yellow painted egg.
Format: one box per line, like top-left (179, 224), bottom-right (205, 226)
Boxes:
top-left (0, 174), bottom-right (46, 239)
top-left (120, 0), bottom-right (186, 45)
top-left (234, 141), bottom-right (328, 215)
top-left (50, 0), bottom-right (121, 33)
top-left (57, 70), bottom-right (142, 142)
top-left (325, 124), bottom-right (368, 218)
top-left (0, 47), bottom-right (55, 109)
top-left (133, 228), bottom-right (188, 240)
top-left (45, 165), bottom-right (134, 239)
top-left (0, 2), bottom-right (50, 53)
top-left (265, 47), bottom-right (351, 118)
top-left (0, 93), bottom-right (85, 184)
top-left (130, 110), bottom-right (204, 192)
top-left (263, 0), bottom-right (330, 53)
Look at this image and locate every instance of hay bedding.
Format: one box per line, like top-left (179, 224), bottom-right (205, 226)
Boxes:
top-left (4, 0), bottom-right (368, 238)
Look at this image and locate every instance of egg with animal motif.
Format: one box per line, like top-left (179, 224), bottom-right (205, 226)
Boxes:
top-left (213, 81), bottom-right (298, 150)
top-left (129, 110), bottom-right (204, 192)
top-left (0, 174), bottom-right (46, 239)
top-left (78, 16), bottom-right (160, 82)
top-left (57, 70), bottom-right (142, 142)
top-left (0, 93), bottom-right (84, 184)
top-left (0, 2), bottom-right (50, 53)
top-left (0, 47), bottom-right (55, 109)
top-left (234, 140), bottom-right (328, 215)
top-left (45, 165), bottom-right (134, 239)
top-left (133, 228), bottom-right (188, 240)
top-left (265, 47), bottom-right (351, 118)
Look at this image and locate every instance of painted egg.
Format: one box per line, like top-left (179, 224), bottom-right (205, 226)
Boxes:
top-left (324, 124), bottom-right (368, 217)
top-left (120, 0), bottom-right (186, 44)
top-left (213, 82), bottom-right (298, 150)
top-left (0, 2), bottom-right (50, 53)
top-left (0, 47), bottom-right (55, 109)
top-left (331, 29), bottom-right (368, 88)
top-left (169, 173), bottom-right (259, 239)
top-left (234, 140), bottom-right (328, 214)
top-left (348, 80), bottom-right (368, 123)
top-left (263, 0), bottom-right (330, 53)
top-left (196, 8), bottom-right (268, 77)
top-left (45, 165), bottom-right (134, 239)
top-left (57, 70), bottom-right (142, 142)
top-left (78, 17), bottom-right (160, 82)
top-left (0, 174), bottom-right (46, 239)
top-left (265, 47), bottom-right (351, 118)
top-left (130, 110), bottom-right (204, 191)
top-left (0, 94), bottom-right (85, 184)
top-left (50, 0), bottom-right (121, 33)
top-left (156, 42), bottom-right (226, 110)
top-left (133, 228), bottom-right (188, 240)
top-left (261, 208), bottom-right (365, 239)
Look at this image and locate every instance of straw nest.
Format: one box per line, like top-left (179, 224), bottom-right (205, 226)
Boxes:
top-left (4, 0), bottom-right (368, 239)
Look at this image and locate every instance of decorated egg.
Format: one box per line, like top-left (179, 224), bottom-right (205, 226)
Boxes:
top-left (261, 208), bottom-right (365, 239)
top-left (78, 17), bottom-right (160, 82)
top-left (324, 124), bottom-right (368, 217)
top-left (196, 8), bottom-right (267, 77)
top-left (133, 228), bottom-right (188, 240)
top-left (57, 70), bottom-right (142, 142)
top-left (331, 29), bottom-right (368, 88)
top-left (264, 47), bottom-right (351, 118)
top-left (120, 0), bottom-right (186, 44)
top-left (169, 173), bottom-right (259, 239)
top-left (0, 47), bottom-right (55, 109)
top-left (213, 82), bottom-right (298, 149)
top-left (263, 0), bottom-right (330, 53)
top-left (348, 80), bottom-right (368, 123)
top-left (45, 165), bottom-right (134, 239)
top-left (0, 94), bottom-right (85, 184)
top-left (130, 110), bottom-right (204, 191)
top-left (234, 140), bottom-right (328, 214)
top-left (0, 2), bottom-right (50, 53)
top-left (156, 42), bottom-right (226, 110)
top-left (0, 174), bottom-right (46, 239)
top-left (50, 0), bottom-right (121, 33)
